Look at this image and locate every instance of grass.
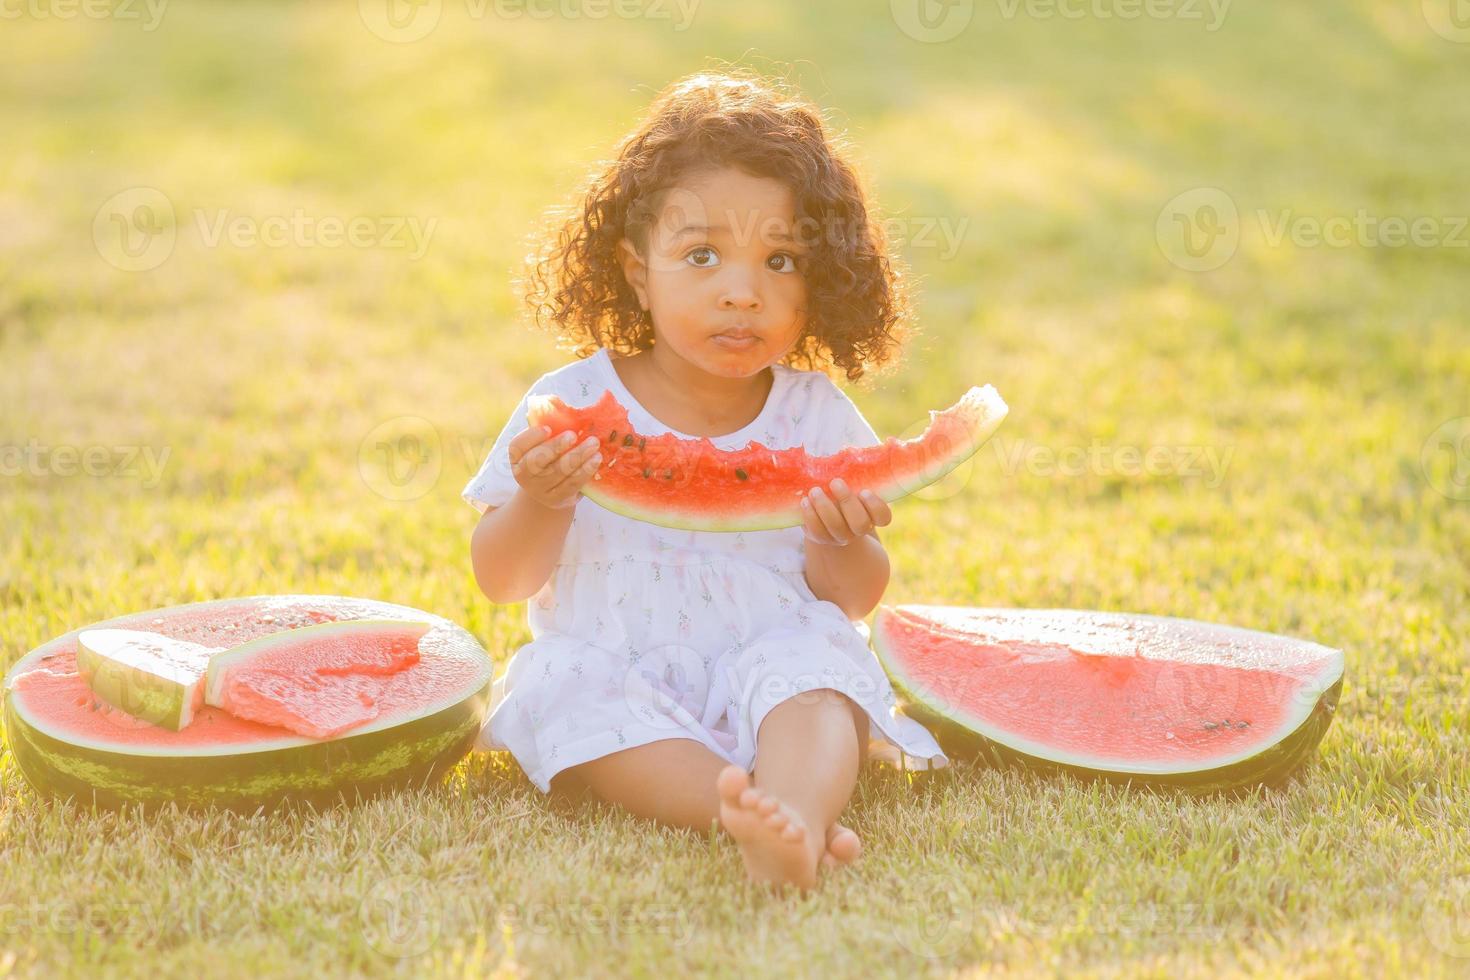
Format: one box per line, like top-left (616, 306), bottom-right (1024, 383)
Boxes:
top-left (2, 0), bottom-right (1468, 976)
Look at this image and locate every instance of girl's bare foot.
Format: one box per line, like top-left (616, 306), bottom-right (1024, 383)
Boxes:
top-left (716, 765), bottom-right (821, 890)
top-left (821, 823), bottom-right (862, 868)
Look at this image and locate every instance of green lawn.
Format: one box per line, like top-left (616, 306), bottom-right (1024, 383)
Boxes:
top-left (2, 1), bottom-right (1468, 976)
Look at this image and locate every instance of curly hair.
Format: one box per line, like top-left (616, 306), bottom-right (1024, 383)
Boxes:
top-left (515, 67), bottom-right (916, 385)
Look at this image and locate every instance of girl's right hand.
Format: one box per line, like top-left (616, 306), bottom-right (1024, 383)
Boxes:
top-left (507, 426), bottom-right (604, 511)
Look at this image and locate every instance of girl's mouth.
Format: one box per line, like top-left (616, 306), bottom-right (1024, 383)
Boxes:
top-left (713, 333), bottom-right (760, 351)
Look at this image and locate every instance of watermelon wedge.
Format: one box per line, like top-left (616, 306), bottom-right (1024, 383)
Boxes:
top-left (872, 605), bottom-right (1344, 793)
top-left (525, 384), bottom-right (1008, 532)
top-left (2, 596), bottom-right (493, 811)
top-left (203, 619), bottom-right (430, 739)
top-left (75, 629), bottom-right (226, 731)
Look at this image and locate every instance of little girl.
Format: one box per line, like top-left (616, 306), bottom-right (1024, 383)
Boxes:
top-left (463, 70), bottom-right (945, 890)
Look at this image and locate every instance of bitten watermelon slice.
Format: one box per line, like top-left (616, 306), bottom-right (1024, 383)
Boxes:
top-left (872, 605), bottom-right (1344, 793)
top-left (525, 384), bottom-right (1008, 532)
top-left (2, 596), bottom-right (493, 811)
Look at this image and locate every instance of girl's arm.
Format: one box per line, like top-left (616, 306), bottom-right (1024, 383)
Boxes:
top-left (803, 530), bottom-right (891, 622)
top-left (469, 426), bottom-right (603, 604)
top-left (799, 477), bottom-right (893, 621)
top-left (470, 489), bottom-right (577, 604)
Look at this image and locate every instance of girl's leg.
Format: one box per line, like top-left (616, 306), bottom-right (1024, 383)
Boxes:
top-left (560, 738), bottom-right (726, 831)
top-left (716, 690), bottom-right (863, 890)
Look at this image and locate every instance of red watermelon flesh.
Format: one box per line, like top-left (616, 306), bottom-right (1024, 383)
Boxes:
top-left (873, 605), bottom-right (1344, 790)
top-left (203, 620), bottom-right (430, 739)
top-left (524, 384), bottom-right (1008, 533)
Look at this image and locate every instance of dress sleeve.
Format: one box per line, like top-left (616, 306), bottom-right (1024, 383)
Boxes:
top-left (461, 375), bottom-right (548, 514)
top-left (812, 377), bottom-right (883, 456)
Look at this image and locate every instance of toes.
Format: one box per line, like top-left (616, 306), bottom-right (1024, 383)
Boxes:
top-left (779, 823), bottom-right (804, 843)
top-left (739, 788), bottom-right (761, 810)
top-left (765, 810), bottom-right (789, 830)
top-left (756, 796), bottom-right (779, 817)
top-left (825, 825), bottom-right (862, 866)
top-left (716, 765), bottom-right (749, 803)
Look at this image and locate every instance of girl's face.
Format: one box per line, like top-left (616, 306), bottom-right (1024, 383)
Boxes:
top-left (618, 166), bottom-right (809, 380)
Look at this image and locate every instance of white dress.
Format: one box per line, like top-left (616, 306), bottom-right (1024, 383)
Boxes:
top-left (461, 347), bottom-right (947, 792)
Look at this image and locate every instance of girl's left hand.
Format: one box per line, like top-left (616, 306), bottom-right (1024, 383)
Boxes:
top-left (800, 478), bottom-right (892, 546)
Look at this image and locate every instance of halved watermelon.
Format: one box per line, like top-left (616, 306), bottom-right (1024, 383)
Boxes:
top-left (2, 596), bottom-right (493, 811)
top-left (525, 384), bottom-right (1008, 532)
top-left (872, 605), bottom-right (1344, 793)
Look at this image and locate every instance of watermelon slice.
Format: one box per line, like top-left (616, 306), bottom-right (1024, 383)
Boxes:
top-left (203, 619), bottom-right (430, 739)
top-left (75, 629), bottom-right (226, 731)
top-left (524, 384), bottom-right (1008, 532)
top-left (2, 596), bottom-right (493, 811)
top-left (872, 605), bottom-right (1344, 793)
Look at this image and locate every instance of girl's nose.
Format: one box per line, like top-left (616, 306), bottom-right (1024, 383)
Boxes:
top-left (718, 276), bottom-right (762, 311)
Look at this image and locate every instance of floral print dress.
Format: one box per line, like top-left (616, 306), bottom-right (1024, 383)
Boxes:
top-left (462, 346), bottom-right (946, 792)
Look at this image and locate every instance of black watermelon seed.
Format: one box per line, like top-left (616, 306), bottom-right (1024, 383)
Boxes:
top-left (665, 470), bottom-right (673, 480)
top-left (623, 434), bottom-right (634, 447)
top-left (735, 468), bottom-right (748, 481)
top-left (638, 437), bottom-right (646, 451)
top-left (607, 430), bottom-right (618, 443)
top-left (642, 468), bottom-right (650, 478)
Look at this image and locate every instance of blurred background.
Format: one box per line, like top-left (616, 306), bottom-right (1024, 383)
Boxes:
top-left (1, 1), bottom-right (1467, 972)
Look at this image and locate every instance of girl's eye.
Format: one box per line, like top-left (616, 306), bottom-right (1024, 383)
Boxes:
top-left (769, 252), bottom-right (800, 274)
top-left (685, 246), bottom-right (718, 268)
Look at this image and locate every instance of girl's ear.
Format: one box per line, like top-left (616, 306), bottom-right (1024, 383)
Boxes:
top-left (617, 237), bottom-right (650, 311)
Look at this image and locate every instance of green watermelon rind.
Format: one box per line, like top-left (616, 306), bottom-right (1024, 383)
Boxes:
top-left (549, 384), bottom-right (1010, 533)
top-left (872, 606), bottom-right (1345, 794)
top-left (2, 596), bottom-right (493, 811)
